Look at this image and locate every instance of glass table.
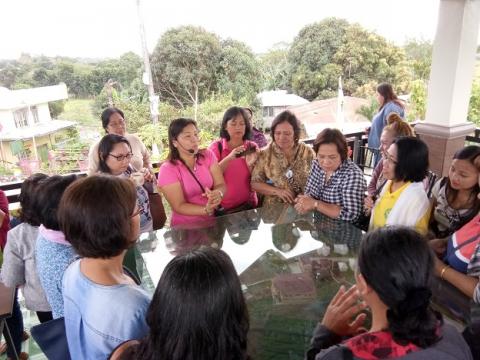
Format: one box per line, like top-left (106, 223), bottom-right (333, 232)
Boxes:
top-left (134, 204), bottom-right (479, 360)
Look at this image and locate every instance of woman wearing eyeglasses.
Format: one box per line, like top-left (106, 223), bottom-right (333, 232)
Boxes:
top-left (367, 137), bottom-right (431, 234)
top-left (87, 107), bottom-right (151, 175)
top-left (97, 134), bottom-right (153, 233)
top-left (251, 111), bottom-right (314, 207)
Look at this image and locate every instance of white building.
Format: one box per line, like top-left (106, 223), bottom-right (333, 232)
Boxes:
top-left (257, 90), bottom-right (309, 128)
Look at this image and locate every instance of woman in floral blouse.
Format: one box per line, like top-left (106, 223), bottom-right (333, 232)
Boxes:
top-left (251, 111), bottom-right (315, 207)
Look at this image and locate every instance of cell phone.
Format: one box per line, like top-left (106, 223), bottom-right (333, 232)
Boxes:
top-left (235, 146), bottom-right (256, 158)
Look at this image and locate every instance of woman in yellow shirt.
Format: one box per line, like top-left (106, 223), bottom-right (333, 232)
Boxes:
top-left (367, 137), bottom-right (431, 234)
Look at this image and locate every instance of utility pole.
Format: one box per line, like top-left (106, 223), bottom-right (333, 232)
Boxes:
top-left (136, 0), bottom-right (158, 124)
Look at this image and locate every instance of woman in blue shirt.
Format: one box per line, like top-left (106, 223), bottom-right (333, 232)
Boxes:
top-left (367, 83), bottom-right (405, 154)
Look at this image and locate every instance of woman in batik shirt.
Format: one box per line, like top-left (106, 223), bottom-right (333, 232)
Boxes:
top-left (251, 111), bottom-right (315, 207)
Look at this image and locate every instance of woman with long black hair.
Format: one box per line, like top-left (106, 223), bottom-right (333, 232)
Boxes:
top-left (307, 226), bottom-right (472, 359)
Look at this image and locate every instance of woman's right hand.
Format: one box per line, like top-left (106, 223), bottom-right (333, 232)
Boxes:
top-left (364, 195), bottom-right (374, 214)
top-left (429, 238), bottom-right (448, 257)
top-left (227, 145), bottom-right (246, 160)
top-left (321, 285), bottom-right (367, 337)
top-left (274, 188), bottom-right (296, 204)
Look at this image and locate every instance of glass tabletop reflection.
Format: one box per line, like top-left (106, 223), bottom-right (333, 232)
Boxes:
top-left (135, 204), bottom-right (363, 360)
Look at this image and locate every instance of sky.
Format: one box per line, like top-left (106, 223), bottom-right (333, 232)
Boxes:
top-left (1, 0), bottom-right (442, 60)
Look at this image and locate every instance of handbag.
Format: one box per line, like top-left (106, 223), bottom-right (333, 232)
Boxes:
top-left (143, 181), bottom-right (166, 230)
top-left (31, 317), bottom-right (71, 360)
top-left (354, 179), bottom-right (387, 232)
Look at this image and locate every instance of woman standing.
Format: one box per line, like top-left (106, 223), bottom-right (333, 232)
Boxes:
top-left (208, 106), bottom-right (258, 212)
top-left (158, 118), bottom-right (226, 226)
top-left (251, 111), bottom-right (314, 206)
top-left (367, 83), bottom-right (405, 155)
top-left (88, 107), bottom-right (151, 175)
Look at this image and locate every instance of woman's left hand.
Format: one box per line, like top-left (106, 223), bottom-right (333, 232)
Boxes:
top-left (294, 195), bottom-right (316, 214)
top-left (321, 285), bottom-right (367, 337)
top-left (204, 188), bottom-right (223, 207)
top-left (142, 168), bottom-right (155, 182)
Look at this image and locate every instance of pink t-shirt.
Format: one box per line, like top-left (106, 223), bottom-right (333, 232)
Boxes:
top-left (158, 149), bottom-right (216, 226)
top-left (208, 138), bottom-right (258, 210)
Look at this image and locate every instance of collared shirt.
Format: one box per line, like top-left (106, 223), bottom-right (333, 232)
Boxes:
top-left (251, 142), bottom-right (315, 207)
top-left (304, 159), bottom-right (366, 221)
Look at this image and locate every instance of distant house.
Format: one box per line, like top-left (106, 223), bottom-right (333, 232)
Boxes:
top-left (257, 90), bottom-right (309, 129)
top-left (271, 273), bottom-right (316, 304)
top-left (0, 84), bottom-right (75, 166)
top-left (288, 96), bottom-right (371, 139)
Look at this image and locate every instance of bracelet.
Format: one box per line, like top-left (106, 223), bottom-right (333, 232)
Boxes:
top-left (204, 206), bottom-right (211, 215)
top-left (440, 265), bottom-right (450, 280)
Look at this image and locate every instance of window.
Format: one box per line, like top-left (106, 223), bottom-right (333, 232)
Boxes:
top-left (13, 108), bottom-right (29, 128)
top-left (31, 106), bottom-right (39, 123)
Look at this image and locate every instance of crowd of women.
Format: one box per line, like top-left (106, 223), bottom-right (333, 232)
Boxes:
top-left (0, 82), bottom-right (479, 359)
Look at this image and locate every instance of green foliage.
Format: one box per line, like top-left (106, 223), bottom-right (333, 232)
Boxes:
top-left (217, 39), bottom-right (262, 103)
top-left (468, 81), bottom-right (480, 127)
top-left (259, 43), bottom-right (290, 91)
top-left (356, 98), bottom-right (378, 121)
top-left (60, 99), bottom-right (98, 126)
top-left (408, 80), bottom-right (427, 121)
top-left (288, 17), bottom-right (406, 100)
top-left (403, 38), bottom-right (432, 81)
top-left (151, 26), bottom-right (221, 109)
top-left (48, 100), bottom-right (65, 119)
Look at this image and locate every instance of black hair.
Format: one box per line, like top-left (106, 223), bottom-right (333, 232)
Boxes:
top-left (270, 110), bottom-right (301, 145)
top-left (18, 173), bottom-right (48, 226)
top-left (133, 247), bottom-right (249, 360)
top-left (58, 175), bottom-right (137, 258)
top-left (313, 128), bottom-right (349, 162)
top-left (358, 226), bottom-right (441, 348)
top-left (167, 118), bottom-right (204, 163)
top-left (219, 107), bottom-right (252, 141)
top-left (443, 145), bottom-right (480, 232)
top-left (36, 174), bottom-right (78, 231)
top-left (101, 107), bottom-right (125, 132)
top-left (392, 137), bottom-right (429, 182)
top-left (98, 134), bottom-right (132, 173)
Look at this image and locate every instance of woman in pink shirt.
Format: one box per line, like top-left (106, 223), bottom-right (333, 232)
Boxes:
top-left (157, 118), bottom-right (226, 227)
top-left (208, 106), bottom-right (258, 213)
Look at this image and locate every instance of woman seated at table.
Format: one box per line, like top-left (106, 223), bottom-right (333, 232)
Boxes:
top-left (61, 176), bottom-right (151, 359)
top-left (430, 153), bottom-right (480, 304)
top-left (295, 128), bottom-right (366, 221)
top-left (109, 247), bottom-right (249, 360)
top-left (366, 137), bottom-right (431, 235)
top-left (88, 107), bottom-right (151, 175)
top-left (251, 110), bottom-right (315, 206)
top-left (306, 226), bottom-right (473, 360)
top-left (208, 106), bottom-right (258, 213)
top-left (429, 145), bottom-right (480, 239)
top-left (158, 118), bottom-right (226, 226)
top-left (98, 134), bottom-right (153, 233)
top-left (367, 112), bottom-right (414, 196)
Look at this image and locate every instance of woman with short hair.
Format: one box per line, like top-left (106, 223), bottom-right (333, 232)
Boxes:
top-left (109, 247), bottom-right (249, 360)
top-left (367, 137), bottom-right (431, 234)
top-left (61, 176), bottom-right (151, 359)
top-left (251, 110), bottom-right (315, 206)
top-left (307, 226), bottom-right (472, 359)
top-left (295, 128), bottom-right (366, 221)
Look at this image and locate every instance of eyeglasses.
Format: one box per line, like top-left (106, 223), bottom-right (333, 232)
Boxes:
top-left (108, 121), bottom-right (126, 128)
top-left (131, 206), bottom-right (141, 218)
top-left (384, 153), bottom-right (398, 165)
top-left (108, 153), bottom-right (133, 162)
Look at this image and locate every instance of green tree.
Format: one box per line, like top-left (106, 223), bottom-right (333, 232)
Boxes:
top-left (48, 100), bottom-right (66, 119)
top-left (403, 38), bottom-right (432, 81)
top-left (408, 79), bottom-right (427, 121)
top-left (468, 81), bottom-right (480, 126)
top-left (151, 26), bottom-right (222, 116)
top-left (259, 43), bottom-right (290, 90)
top-left (217, 39), bottom-right (262, 104)
top-left (288, 18), bottom-right (405, 100)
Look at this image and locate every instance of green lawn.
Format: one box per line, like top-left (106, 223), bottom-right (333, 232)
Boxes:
top-left (59, 98), bottom-right (97, 126)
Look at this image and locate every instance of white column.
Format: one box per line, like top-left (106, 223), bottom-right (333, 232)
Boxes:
top-left (424, 0), bottom-right (480, 128)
